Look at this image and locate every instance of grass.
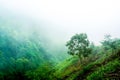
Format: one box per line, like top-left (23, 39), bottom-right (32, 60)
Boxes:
top-left (54, 50), bottom-right (120, 80)
top-left (87, 58), bottom-right (120, 80)
top-left (54, 56), bottom-right (80, 79)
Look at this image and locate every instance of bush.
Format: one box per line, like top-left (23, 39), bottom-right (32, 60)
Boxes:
top-left (87, 59), bottom-right (120, 80)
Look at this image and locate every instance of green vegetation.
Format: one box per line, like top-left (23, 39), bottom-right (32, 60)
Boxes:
top-left (53, 34), bottom-right (120, 80)
top-left (66, 33), bottom-right (91, 62)
top-left (0, 16), bottom-right (120, 80)
top-left (0, 26), bottom-right (53, 80)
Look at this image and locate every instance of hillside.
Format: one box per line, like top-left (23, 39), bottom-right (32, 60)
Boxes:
top-left (0, 24), bottom-right (120, 80)
top-left (54, 49), bottom-right (120, 80)
top-left (0, 1), bottom-right (120, 80)
top-left (0, 13), bottom-right (67, 80)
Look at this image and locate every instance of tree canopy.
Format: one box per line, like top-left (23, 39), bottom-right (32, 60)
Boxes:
top-left (101, 34), bottom-right (120, 53)
top-left (66, 33), bottom-right (91, 60)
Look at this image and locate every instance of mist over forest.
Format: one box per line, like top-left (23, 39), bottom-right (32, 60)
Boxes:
top-left (0, 0), bottom-right (120, 80)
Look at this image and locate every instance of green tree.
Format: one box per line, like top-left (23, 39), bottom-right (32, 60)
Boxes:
top-left (66, 33), bottom-right (91, 62)
top-left (101, 34), bottom-right (120, 53)
top-left (101, 34), bottom-right (112, 51)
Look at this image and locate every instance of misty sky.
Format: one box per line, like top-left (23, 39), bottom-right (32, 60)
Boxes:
top-left (0, 0), bottom-right (120, 45)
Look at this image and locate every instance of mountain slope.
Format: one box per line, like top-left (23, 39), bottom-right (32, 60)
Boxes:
top-left (54, 49), bottom-right (120, 80)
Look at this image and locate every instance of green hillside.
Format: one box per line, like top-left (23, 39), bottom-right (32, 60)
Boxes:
top-left (0, 8), bottom-right (120, 80)
top-left (54, 49), bottom-right (120, 80)
top-left (0, 25), bottom-right (120, 80)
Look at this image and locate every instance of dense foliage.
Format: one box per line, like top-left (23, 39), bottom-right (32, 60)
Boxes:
top-left (0, 27), bottom-right (53, 80)
top-left (53, 34), bottom-right (120, 80)
top-left (0, 26), bottom-right (120, 80)
top-left (66, 33), bottom-right (91, 61)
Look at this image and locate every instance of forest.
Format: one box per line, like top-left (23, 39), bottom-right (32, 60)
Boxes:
top-left (0, 0), bottom-right (120, 80)
top-left (0, 24), bottom-right (120, 80)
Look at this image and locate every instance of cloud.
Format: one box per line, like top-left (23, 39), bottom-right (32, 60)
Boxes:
top-left (0, 0), bottom-right (120, 45)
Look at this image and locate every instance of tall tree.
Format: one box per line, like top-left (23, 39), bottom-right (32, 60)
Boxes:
top-left (66, 33), bottom-right (91, 62)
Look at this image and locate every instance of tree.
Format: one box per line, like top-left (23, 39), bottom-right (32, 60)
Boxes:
top-left (101, 34), bottom-right (120, 53)
top-left (101, 34), bottom-right (112, 51)
top-left (66, 33), bottom-right (91, 62)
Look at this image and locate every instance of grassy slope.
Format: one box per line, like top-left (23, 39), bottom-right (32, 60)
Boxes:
top-left (54, 50), bottom-right (120, 80)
